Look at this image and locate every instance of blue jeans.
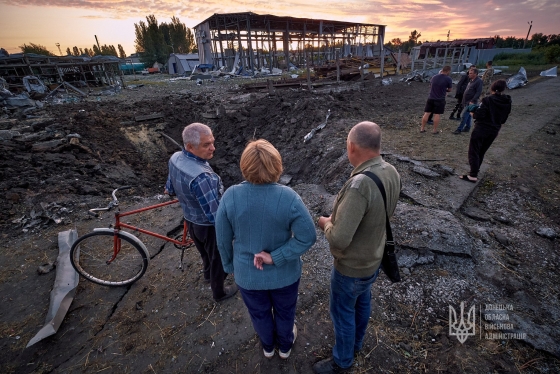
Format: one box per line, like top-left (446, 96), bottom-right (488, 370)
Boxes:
top-left (330, 267), bottom-right (380, 369)
top-left (238, 279), bottom-right (299, 353)
top-left (455, 107), bottom-right (472, 132)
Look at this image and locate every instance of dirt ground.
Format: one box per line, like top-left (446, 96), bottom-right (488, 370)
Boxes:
top-left (1, 70), bottom-right (559, 374)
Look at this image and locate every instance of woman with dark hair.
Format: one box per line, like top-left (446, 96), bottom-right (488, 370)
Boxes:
top-left (215, 139), bottom-right (316, 359)
top-left (459, 79), bottom-right (512, 182)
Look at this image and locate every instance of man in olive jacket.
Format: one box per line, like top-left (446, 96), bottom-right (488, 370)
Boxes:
top-left (314, 121), bottom-right (401, 373)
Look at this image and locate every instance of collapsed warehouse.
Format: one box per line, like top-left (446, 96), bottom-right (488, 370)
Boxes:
top-left (0, 54), bottom-right (124, 98)
top-left (0, 12), bottom-right (394, 99)
top-left (193, 12), bottom-right (397, 81)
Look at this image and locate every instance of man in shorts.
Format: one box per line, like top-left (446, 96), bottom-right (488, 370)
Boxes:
top-left (420, 65), bottom-right (453, 134)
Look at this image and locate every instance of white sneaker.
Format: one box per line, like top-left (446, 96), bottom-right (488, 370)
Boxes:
top-left (263, 348), bottom-right (275, 358)
top-left (279, 324), bottom-right (297, 359)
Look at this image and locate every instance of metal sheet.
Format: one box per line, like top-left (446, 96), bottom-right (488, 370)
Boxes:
top-left (26, 229), bottom-right (79, 348)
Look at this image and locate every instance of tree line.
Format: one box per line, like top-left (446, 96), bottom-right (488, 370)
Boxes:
top-left (384, 30), bottom-right (422, 53)
top-left (383, 31), bottom-right (560, 53)
top-left (12, 14), bottom-right (195, 64)
top-left (134, 15), bottom-right (196, 66)
top-left (17, 42), bottom-right (127, 58)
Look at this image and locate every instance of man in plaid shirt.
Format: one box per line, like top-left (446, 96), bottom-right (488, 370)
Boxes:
top-left (165, 123), bottom-right (238, 302)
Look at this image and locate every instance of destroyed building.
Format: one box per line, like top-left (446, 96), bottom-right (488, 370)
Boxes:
top-left (0, 53), bottom-right (125, 95)
top-left (192, 12), bottom-right (393, 77)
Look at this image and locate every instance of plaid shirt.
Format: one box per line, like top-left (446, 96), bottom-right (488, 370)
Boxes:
top-left (165, 151), bottom-right (222, 225)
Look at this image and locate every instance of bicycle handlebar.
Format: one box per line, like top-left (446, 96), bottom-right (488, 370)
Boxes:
top-left (88, 186), bottom-right (133, 217)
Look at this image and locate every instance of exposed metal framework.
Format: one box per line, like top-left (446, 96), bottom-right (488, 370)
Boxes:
top-left (194, 12), bottom-right (386, 74)
top-left (0, 54), bottom-right (124, 92)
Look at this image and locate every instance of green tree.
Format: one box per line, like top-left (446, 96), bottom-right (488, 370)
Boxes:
top-left (408, 30), bottom-right (421, 45)
top-left (100, 44), bottom-right (118, 56)
top-left (547, 34), bottom-right (560, 46)
top-left (118, 44), bottom-right (127, 58)
top-left (135, 15), bottom-right (195, 62)
top-left (135, 14), bottom-right (168, 66)
top-left (544, 45), bottom-right (560, 63)
top-left (72, 46), bottom-right (80, 56)
top-left (66, 47), bottom-right (72, 56)
top-left (92, 44), bottom-right (101, 55)
top-left (168, 16), bottom-right (195, 53)
top-left (530, 33), bottom-right (549, 48)
top-left (391, 38), bottom-right (403, 48)
top-left (19, 43), bottom-right (56, 56)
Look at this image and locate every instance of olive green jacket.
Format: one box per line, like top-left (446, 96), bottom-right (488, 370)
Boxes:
top-left (325, 156), bottom-right (401, 278)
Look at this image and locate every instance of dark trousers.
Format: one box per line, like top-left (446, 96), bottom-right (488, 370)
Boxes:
top-left (187, 221), bottom-right (227, 300)
top-left (449, 100), bottom-right (463, 118)
top-left (468, 126), bottom-right (499, 178)
top-left (238, 279), bottom-right (300, 353)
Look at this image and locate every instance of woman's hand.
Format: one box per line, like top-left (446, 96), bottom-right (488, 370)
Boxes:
top-left (254, 251), bottom-right (273, 270)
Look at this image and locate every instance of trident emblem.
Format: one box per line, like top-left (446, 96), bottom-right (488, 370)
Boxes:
top-left (449, 302), bottom-right (476, 344)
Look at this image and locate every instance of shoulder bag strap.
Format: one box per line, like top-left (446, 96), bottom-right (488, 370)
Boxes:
top-left (361, 171), bottom-right (394, 246)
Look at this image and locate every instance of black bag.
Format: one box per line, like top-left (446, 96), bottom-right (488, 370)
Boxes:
top-left (362, 171), bottom-right (401, 283)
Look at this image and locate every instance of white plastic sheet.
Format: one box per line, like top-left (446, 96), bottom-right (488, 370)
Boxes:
top-left (540, 66), bottom-right (557, 77)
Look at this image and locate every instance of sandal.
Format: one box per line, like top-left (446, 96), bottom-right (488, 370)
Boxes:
top-left (420, 129), bottom-right (426, 133)
top-left (459, 175), bottom-right (477, 183)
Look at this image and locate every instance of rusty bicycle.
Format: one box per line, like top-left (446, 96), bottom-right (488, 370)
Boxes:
top-left (70, 186), bottom-right (194, 286)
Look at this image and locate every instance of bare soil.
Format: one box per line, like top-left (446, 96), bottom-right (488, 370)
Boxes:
top-left (1, 71), bottom-right (559, 373)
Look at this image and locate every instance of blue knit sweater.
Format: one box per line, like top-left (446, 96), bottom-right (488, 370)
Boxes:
top-left (215, 182), bottom-right (316, 290)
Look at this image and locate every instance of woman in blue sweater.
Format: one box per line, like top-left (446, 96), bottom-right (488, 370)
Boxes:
top-left (216, 139), bottom-right (316, 359)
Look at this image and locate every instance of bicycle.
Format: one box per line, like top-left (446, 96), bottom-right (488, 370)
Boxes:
top-left (70, 186), bottom-right (194, 287)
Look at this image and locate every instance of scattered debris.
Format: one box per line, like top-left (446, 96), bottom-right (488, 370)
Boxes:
top-left (37, 262), bottom-right (56, 275)
top-left (382, 78), bottom-right (393, 86)
top-left (535, 227), bottom-right (557, 239)
top-left (27, 229), bottom-right (79, 348)
top-left (303, 109), bottom-right (331, 143)
top-left (13, 202), bottom-right (72, 232)
top-left (462, 207), bottom-right (492, 222)
top-left (22, 76), bottom-right (48, 99)
top-left (412, 166), bottom-right (441, 179)
top-left (540, 66), bottom-right (557, 77)
top-left (135, 113), bottom-right (164, 122)
top-left (400, 68), bottom-right (440, 83)
top-left (506, 67), bottom-right (528, 89)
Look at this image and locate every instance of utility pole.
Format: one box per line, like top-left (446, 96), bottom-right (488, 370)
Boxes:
top-left (55, 43), bottom-right (62, 56)
top-left (522, 21), bottom-right (532, 49)
top-left (95, 35), bottom-right (101, 51)
top-left (447, 30), bottom-right (450, 42)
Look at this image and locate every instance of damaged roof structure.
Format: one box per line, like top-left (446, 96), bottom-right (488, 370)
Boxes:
top-left (0, 53), bottom-right (125, 95)
top-left (410, 37), bottom-right (531, 71)
top-left (193, 12), bottom-right (388, 75)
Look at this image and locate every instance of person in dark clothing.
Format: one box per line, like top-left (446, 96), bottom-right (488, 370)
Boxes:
top-left (453, 68), bottom-right (482, 134)
top-left (459, 80), bottom-right (512, 183)
top-left (420, 65), bottom-right (453, 134)
top-left (449, 70), bottom-right (470, 119)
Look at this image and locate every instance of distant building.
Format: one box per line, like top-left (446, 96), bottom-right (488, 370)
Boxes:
top-left (409, 37), bottom-right (530, 70)
top-left (415, 38), bottom-right (495, 59)
top-left (167, 54), bottom-right (199, 75)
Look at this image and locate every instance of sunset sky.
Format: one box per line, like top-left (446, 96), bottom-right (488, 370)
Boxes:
top-left (1, 0), bottom-right (558, 56)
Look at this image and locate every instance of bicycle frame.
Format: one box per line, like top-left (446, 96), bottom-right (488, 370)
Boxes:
top-left (107, 199), bottom-right (192, 263)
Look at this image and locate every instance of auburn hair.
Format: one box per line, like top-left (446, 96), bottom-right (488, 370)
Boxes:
top-left (240, 139), bottom-right (283, 184)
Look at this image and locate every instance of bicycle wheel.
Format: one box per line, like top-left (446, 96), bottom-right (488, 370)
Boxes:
top-left (70, 231), bottom-right (148, 286)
